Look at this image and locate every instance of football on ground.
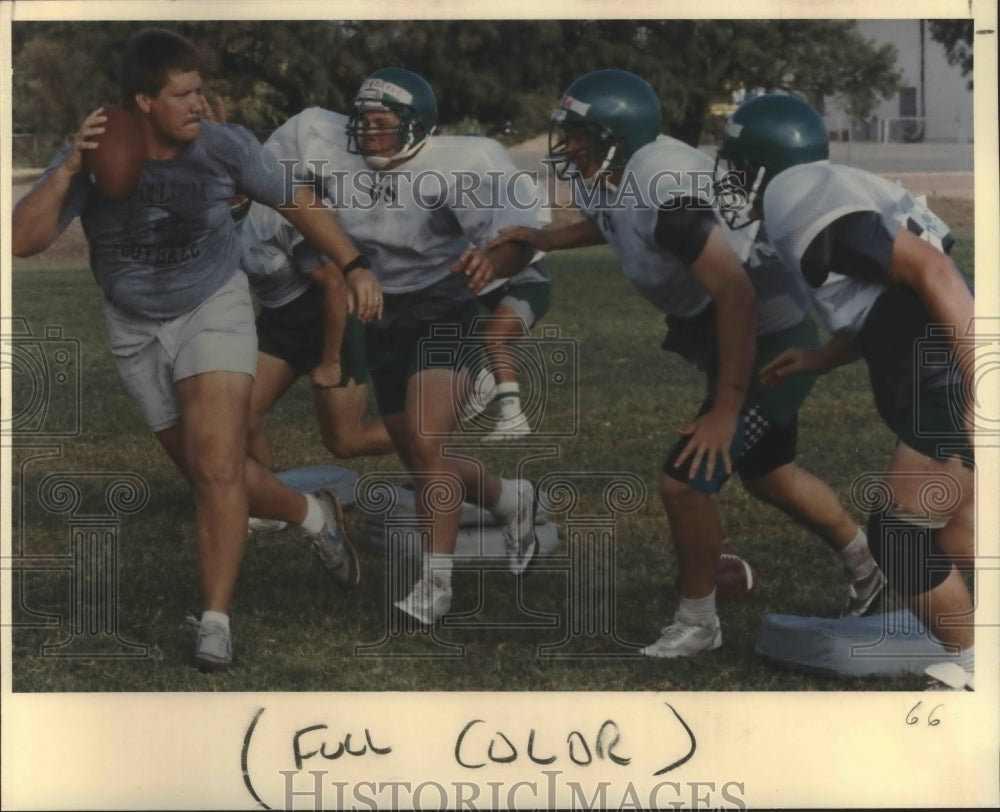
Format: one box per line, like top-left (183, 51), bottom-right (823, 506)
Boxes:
top-left (715, 553), bottom-right (759, 600)
top-left (84, 105), bottom-right (145, 199)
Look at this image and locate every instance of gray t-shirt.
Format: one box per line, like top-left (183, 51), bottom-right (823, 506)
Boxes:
top-left (43, 120), bottom-right (291, 319)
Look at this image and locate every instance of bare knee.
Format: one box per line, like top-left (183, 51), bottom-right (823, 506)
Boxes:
top-left (659, 472), bottom-right (701, 509)
top-left (405, 432), bottom-right (446, 473)
top-left (323, 431), bottom-right (364, 460)
top-left (742, 467), bottom-right (789, 506)
top-left (188, 450), bottom-right (245, 492)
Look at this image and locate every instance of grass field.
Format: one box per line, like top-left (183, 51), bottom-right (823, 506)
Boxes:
top-left (8, 199), bottom-right (974, 693)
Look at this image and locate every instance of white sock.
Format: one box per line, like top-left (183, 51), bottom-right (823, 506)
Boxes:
top-left (676, 591), bottom-right (717, 628)
top-left (839, 527), bottom-right (876, 579)
top-left (490, 477), bottom-right (525, 522)
top-left (496, 382), bottom-right (522, 419)
top-left (300, 494), bottom-right (327, 535)
top-left (425, 554), bottom-right (454, 589)
top-left (475, 367), bottom-right (497, 401)
top-left (958, 645), bottom-right (974, 673)
top-left (201, 610), bottom-right (229, 631)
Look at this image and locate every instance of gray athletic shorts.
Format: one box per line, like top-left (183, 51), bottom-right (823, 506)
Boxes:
top-left (103, 271), bottom-right (258, 432)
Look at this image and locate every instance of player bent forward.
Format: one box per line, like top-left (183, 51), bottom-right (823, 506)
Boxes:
top-left (266, 68), bottom-right (547, 625)
top-left (11, 28), bottom-right (382, 671)
top-left (718, 94), bottom-right (976, 689)
top-left (236, 196), bottom-right (394, 481)
top-left (494, 69), bottom-right (884, 657)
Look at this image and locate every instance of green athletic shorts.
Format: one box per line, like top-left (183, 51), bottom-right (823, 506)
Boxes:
top-left (478, 280), bottom-right (552, 328)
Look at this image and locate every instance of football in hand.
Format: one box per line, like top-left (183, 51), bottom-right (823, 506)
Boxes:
top-left (715, 553), bottom-right (760, 600)
top-left (84, 106), bottom-right (145, 200)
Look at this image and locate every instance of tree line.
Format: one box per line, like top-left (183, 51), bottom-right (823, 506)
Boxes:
top-left (11, 19), bottom-right (972, 149)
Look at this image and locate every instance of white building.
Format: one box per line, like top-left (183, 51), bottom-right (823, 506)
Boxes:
top-left (824, 19), bottom-right (973, 143)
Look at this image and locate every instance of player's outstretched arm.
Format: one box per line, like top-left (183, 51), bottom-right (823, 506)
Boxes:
top-left (12, 108), bottom-right (107, 257)
top-left (308, 261), bottom-right (349, 389)
top-left (490, 217), bottom-right (606, 254)
top-left (279, 186), bottom-right (383, 321)
top-left (673, 226), bottom-right (756, 482)
top-left (759, 335), bottom-right (860, 387)
top-left (452, 241), bottom-right (533, 293)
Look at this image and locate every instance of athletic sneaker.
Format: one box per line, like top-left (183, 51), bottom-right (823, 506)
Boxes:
top-left (840, 565), bottom-right (887, 618)
top-left (392, 574), bottom-right (452, 629)
top-left (501, 479), bottom-right (539, 574)
top-left (302, 487), bottom-right (361, 590)
top-left (187, 615), bottom-right (232, 672)
top-left (641, 616), bottom-right (723, 658)
top-left (925, 662), bottom-right (974, 691)
top-left (459, 367), bottom-right (497, 422)
top-left (484, 412), bottom-right (532, 441)
top-left (247, 516), bottom-right (288, 533)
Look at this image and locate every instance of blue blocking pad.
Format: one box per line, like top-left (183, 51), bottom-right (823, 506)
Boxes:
top-left (276, 465), bottom-right (359, 506)
top-left (360, 483), bottom-right (559, 558)
top-left (754, 610), bottom-right (961, 678)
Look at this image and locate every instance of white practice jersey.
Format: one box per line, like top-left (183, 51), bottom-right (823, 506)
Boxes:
top-left (259, 107), bottom-right (544, 295)
top-left (237, 108), bottom-right (351, 308)
top-left (763, 161), bottom-right (953, 339)
top-left (572, 135), bottom-right (808, 334)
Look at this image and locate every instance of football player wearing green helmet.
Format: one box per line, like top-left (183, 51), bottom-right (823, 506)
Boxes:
top-left (715, 93), bottom-right (829, 229)
top-left (547, 68), bottom-right (661, 182)
top-left (725, 94), bottom-right (976, 690)
top-left (346, 67), bottom-right (438, 169)
top-left (265, 69), bottom-right (550, 628)
top-left (494, 70), bottom-right (882, 659)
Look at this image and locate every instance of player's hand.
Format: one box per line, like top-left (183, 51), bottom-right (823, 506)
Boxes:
top-left (489, 226), bottom-right (549, 253)
top-left (199, 95), bottom-right (227, 123)
top-left (759, 347), bottom-right (826, 387)
top-left (63, 108), bottom-right (108, 175)
top-left (673, 407), bottom-right (737, 483)
top-left (452, 248), bottom-right (496, 293)
top-left (310, 360), bottom-right (342, 389)
top-left (347, 267), bottom-right (383, 322)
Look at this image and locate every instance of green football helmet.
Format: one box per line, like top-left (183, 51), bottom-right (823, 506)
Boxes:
top-left (548, 69), bottom-right (661, 181)
top-left (715, 93), bottom-right (829, 227)
top-left (347, 67), bottom-right (438, 168)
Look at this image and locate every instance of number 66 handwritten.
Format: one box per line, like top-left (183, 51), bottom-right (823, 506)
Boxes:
top-left (906, 701), bottom-right (943, 726)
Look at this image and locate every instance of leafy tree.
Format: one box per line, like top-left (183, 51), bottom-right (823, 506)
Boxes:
top-left (12, 19), bottom-right (903, 148)
top-left (928, 19), bottom-right (974, 89)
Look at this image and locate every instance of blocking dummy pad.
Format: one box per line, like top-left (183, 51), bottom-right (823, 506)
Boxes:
top-left (755, 610), bottom-right (961, 677)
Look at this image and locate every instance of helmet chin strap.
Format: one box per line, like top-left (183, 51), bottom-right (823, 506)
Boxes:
top-left (362, 127), bottom-right (434, 169)
top-left (574, 143), bottom-right (618, 189)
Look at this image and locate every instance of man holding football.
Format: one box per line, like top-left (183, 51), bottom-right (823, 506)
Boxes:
top-left (261, 68), bottom-right (545, 628)
top-left (11, 28), bottom-right (382, 672)
top-left (492, 69), bottom-right (884, 658)
top-left (717, 94), bottom-right (976, 690)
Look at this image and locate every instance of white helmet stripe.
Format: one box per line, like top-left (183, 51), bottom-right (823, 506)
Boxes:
top-left (359, 77), bottom-right (414, 105)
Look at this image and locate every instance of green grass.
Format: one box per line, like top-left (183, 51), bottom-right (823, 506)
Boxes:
top-left (9, 223), bottom-right (974, 692)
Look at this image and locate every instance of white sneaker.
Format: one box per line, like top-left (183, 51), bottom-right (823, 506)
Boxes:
top-left (248, 516), bottom-right (288, 533)
top-left (501, 479), bottom-right (539, 574)
top-left (641, 616), bottom-right (722, 658)
top-left (484, 412), bottom-right (532, 441)
top-left (393, 574), bottom-right (452, 629)
top-left (840, 565), bottom-right (886, 618)
top-left (925, 662), bottom-right (975, 691)
top-left (187, 615), bottom-right (233, 672)
top-left (459, 367), bottom-right (497, 422)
